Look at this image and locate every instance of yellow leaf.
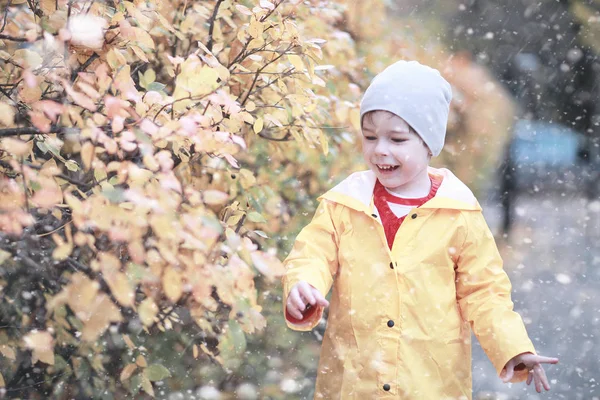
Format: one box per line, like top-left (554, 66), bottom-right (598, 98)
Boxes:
top-left (235, 4), bottom-right (253, 15)
top-left (1, 138), bottom-right (30, 156)
top-left (0, 345), bottom-right (16, 360)
top-left (131, 45), bottom-right (149, 63)
top-left (193, 344), bottom-right (198, 359)
top-left (259, 0), bottom-right (275, 10)
top-left (163, 269), bottom-right (183, 303)
top-left (287, 54), bottom-right (305, 72)
top-left (81, 142), bottom-right (95, 170)
top-left (81, 295), bottom-right (122, 341)
top-left (52, 243), bottom-right (73, 261)
top-left (0, 372), bottom-right (4, 388)
top-left (14, 49), bottom-right (43, 69)
top-left (143, 154), bottom-right (160, 171)
top-left (139, 297), bottom-right (158, 326)
top-left (106, 48), bottom-right (127, 70)
top-left (250, 250), bottom-right (286, 282)
top-left (248, 18), bottom-right (263, 38)
top-left (123, 334), bottom-right (136, 350)
top-left (0, 103), bottom-right (15, 126)
top-left (253, 117), bottom-right (264, 134)
top-left (120, 363), bottom-right (137, 382)
top-left (24, 331), bottom-right (54, 365)
top-left (319, 130), bottom-right (329, 156)
top-left (131, 27), bottom-right (155, 50)
top-left (136, 355), bottom-right (148, 368)
top-left (239, 169), bottom-right (256, 189)
top-left (141, 374), bottom-right (154, 397)
top-left (105, 271), bottom-right (135, 307)
top-left (203, 190), bottom-right (229, 205)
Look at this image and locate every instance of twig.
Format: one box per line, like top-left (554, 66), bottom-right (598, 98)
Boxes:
top-left (36, 220), bottom-right (72, 237)
top-left (70, 53), bottom-right (99, 82)
top-left (0, 126), bottom-right (63, 138)
top-left (25, 163), bottom-right (93, 189)
top-left (258, 131), bottom-right (291, 142)
top-left (239, 45), bottom-right (293, 106)
top-left (206, 0), bottom-right (224, 52)
top-left (0, 0), bottom-right (12, 33)
top-left (19, 158), bottom-right (30, 212)
top-left (0, 33), bottom-right (28, 42)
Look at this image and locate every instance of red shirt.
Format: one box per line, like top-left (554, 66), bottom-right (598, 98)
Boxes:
top-left (373, 174), bottom-right (443, 250)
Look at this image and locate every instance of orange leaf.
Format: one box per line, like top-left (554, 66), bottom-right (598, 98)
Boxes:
top-left (120, 363), bottom-right (137, 382)
top-left (136, 355), bottom-right (147, 367)
top-left (81, 142), bottom-right (95, 170)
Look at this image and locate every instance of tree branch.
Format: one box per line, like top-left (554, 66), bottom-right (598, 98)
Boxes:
top-left (0, 159), bottom-right (94, 191)
top-left (0, 0), bottom-right (12, 33)
top-left (239, 45), bottom-right (293, 106)
top-left (206, 0), bottom-right (225, 52)
top-left (0, 126), bottom-right (63, 138)
top-left (258, 130), bottom-right (292, 142)
top-left (70, 53), bottom-right (99, 82)
top-left (0, 33), bottom-right (29, 42)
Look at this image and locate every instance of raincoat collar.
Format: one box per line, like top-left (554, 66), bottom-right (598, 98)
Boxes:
top-left (318, 167), bottom-right (481, 213)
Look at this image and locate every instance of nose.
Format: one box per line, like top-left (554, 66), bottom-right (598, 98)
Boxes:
top-left (374, 139), bottom-right (388, 156)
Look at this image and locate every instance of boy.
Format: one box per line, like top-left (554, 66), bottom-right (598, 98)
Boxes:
top-left (282, 61), bottom-right (558, 399)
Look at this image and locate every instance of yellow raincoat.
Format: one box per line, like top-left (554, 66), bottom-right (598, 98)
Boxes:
top-left (282, 167), bottom-right (536, 399)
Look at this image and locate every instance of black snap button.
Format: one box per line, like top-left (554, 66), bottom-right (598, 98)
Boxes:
top-left (411, 213), bottom-right (417, 219)
top-left (387, 320), bottom-right (394, 328)
top-left (389, 262), bottom-right (394, 269)
top-left (371, 213), bottom-right (378, 218)
top-left (383, 383), bottom-right (390, 391)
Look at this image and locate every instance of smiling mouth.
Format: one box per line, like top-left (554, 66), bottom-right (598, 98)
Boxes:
top-left (376, 165), bottom-right (399, 172)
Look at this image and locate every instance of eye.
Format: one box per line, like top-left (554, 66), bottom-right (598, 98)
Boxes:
top-left (391, 138), bottom-right (407, 143)
top-left (364, 136), bottom-right (377, 141)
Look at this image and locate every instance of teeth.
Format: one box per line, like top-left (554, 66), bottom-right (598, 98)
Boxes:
top-left (378, 165), bottom-right (396, 171)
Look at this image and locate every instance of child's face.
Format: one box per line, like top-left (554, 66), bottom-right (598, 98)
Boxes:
top-left (361, 111), bottom-right (431, 190)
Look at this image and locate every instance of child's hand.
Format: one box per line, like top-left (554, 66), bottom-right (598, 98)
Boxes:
top-left (501, 352), bottom-right (559, 392)
top-left (286, 281), bottom-right (329, 320)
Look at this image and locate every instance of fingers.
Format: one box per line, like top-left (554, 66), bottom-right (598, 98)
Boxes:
top-left (533, 366), bottom-right (542, 393)
top-left (312, 288), bottom-right (330, 307)
top-left (536, 364), bottom-right (551, 391)
top-left (534, 355), bottom-right (559, 365)
top-left (526, 371), bottom-right (533, 386)
top-left (286, 282), bottom-right (329, 320)
top-left (286, 287), bottom-right (305, 319)
top-left (297, 282), bottom-right (317, 305)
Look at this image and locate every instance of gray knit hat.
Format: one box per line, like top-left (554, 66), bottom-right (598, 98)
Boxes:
top-left (359, 60), bottom-right (452, 157)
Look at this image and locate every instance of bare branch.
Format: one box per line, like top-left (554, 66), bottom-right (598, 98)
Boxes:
top-left (0, 126), bottom-right (63, 138)
top-left (0, 0), bottom-right (13, 33)
top-left (239, 45), bottom-right (293, 106)
top-left (0, 33), bottom-right (29, 42)
top-left (258, 130), bottom-right (292, 142)
top-left (206, 0), bottom-right (225, 52)
top-left (70, 53), bottom-right (99, 82)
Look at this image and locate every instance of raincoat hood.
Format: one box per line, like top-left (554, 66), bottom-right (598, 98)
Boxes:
top-left (319, 166), bottom-right (482, 214)
top-left (282, 166), bottom-right (535, 399)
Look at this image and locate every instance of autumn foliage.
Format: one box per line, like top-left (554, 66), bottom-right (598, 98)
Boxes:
top-left (0, 0), bottom-right (515, 398)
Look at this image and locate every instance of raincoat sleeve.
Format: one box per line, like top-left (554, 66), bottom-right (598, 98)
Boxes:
top-left (456, 210), bottom-right (536, 383)
top-left (282, 200), bottom-right (339, 331)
